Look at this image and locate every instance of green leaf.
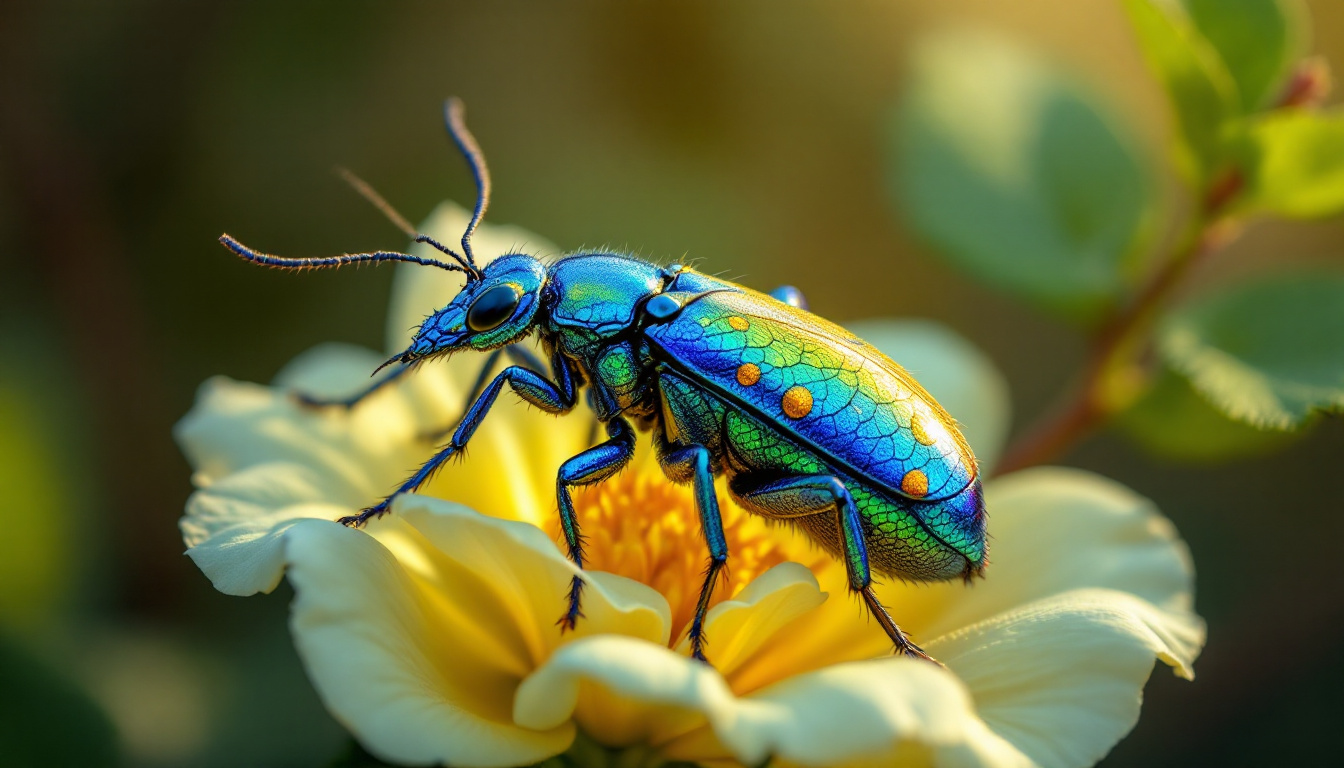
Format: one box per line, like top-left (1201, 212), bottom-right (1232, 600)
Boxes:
top-left (1182, 0), bottom-right (1307, 112)
top-left (1122, 0), bottom-right (1240, 178)
top-left (1231, 108), bottom-right (1344, 218)
top-left (1159, 273), bottom-right (1344, 429)
top-left (1119, 366), bottom-right (1301, 461)
top-left (893, 30), bottom-right (1152, 322)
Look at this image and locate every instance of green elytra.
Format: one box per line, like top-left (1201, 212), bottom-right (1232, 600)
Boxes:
top-left (219, 98), bottom-right (986, 664)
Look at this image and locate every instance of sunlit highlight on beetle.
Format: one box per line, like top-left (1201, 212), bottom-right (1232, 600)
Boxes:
top-left (218, 98), bottom-right (987, 663)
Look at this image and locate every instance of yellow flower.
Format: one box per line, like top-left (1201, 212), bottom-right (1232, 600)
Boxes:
top-left (177, 203), bottom-right (1204, 768)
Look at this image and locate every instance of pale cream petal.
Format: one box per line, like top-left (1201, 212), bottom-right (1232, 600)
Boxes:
top-left (888, 467), bottom-right (1199, 645)
top-left (708, 659), bottom-right (1031, 768)
top-left (516, 636), bottom-right (1030, 768)
top-left (722, 466), bottom-right (1201, 696)
top-left (928, 589), bottom-right (1205, 768)
top-left (181, 461), bottom-right (353, 595)
top-left (287, 496), bottom-right (668, 768)
top-left (285, 518), bottom-right (569, 767)
top-left (175, 346), bottom-right (419, 493)
top-left (847, 319), bottom-right (1011, 472)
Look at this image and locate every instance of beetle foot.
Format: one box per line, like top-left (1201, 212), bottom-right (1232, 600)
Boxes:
top-left (895, 639), bottom-right (944, 667)
top-left (687, 621), bottom-right (714, 666)
top-left (337, 499), bottom-right (392, 528)
top-left (556, 575), bottom-right (585, 632)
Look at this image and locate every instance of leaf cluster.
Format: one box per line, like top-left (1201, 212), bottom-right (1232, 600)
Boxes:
top-left (893, 0), bottom-right (1344, 460)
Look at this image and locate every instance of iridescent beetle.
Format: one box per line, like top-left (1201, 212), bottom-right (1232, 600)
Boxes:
top-left (220, 99), bottom-right (986, 662)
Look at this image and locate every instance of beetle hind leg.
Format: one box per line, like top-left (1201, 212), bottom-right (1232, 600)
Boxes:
top-left (731, 473), bottom-right (936, 663)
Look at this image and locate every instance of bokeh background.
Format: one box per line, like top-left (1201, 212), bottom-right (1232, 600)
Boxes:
top-left (1, 1), bottom-right (1341, 766)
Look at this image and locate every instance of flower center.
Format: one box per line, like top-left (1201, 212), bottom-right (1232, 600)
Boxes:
top-left (550, 462), bottom-right (813, 642)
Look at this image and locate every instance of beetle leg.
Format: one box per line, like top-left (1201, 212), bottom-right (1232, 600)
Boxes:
top-left (418, 342), bottom-right (549, 442)
top-left (554, 418), bottom-right (635, 631)
top-left (659, 444), bottom-right (728, 664)
top-left (731, 474), bottom-right (936, 663)
top-left (293, 362), bottom-right (415, 409)
top-left (339, 353), bottom-right (577, 527)
top-left (768, 285), bottom-right (808, 310)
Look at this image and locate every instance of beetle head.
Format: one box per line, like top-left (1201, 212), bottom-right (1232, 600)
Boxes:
top-left (389, 254), bottom-right (547, 368)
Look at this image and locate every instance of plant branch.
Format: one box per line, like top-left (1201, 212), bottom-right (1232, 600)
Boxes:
top-left (993, 214), bottom-right (1241, 476)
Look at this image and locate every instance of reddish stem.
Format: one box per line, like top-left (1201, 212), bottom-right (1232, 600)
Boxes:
top-left (993, 218), bottom-right (1238, 476)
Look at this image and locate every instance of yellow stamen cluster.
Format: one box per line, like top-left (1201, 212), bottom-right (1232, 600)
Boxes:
top-left (555, 464), bottom-right (815, 641)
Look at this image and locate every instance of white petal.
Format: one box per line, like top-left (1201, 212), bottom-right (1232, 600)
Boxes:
top-left (929, 589), bottom-right (1205, 768)
top-left (286, 496), bottom-right (668, 768)
top-left (846, 319), bottom-right (1011, 472)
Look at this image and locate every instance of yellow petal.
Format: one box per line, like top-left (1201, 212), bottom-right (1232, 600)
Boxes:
top-left (928, 589), bottom-right (1205, 767)
top-left (514, 636), bottom-right (733, 752)
top-left (517, 635), bottom-right (1030, 768)
top-left (286, 496), bottom-right (668, 767)
top-left (673, 562), bottom-right (828, 679)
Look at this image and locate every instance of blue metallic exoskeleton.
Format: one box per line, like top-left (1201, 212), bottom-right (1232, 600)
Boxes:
top-left (220, 99), bottom-right (986, 663)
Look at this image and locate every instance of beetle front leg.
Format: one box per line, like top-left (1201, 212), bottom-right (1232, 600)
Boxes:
top-left (732, 474), bottom-right (935, 663)
top-left (659, 444), bottom-right (728, 663)
top-left (554, 418), bottom-right (635, 631)
top-left (294, 363), bottom-right (415, 409)
top-left (339, 357), bottom-right (576, 527)
top-left (419, 343), bottom-right (550, 442)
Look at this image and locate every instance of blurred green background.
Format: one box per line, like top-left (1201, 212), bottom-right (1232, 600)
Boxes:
top-left (1, 1), bottom-right (1341, 766)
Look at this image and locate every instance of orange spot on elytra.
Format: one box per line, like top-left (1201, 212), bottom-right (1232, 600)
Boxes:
top-left (728, 316), bottom-right (750, 332)
top-left (736, 363), bottom-right (761, 386)
top-left (901, 469), bottom-right (929, 498)
top-left (911, 413), bottom-right (937, 446)
top-left (781, 385), bottom-right (813, 419)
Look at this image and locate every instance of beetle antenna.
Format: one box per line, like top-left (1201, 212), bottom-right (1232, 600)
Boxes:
top-left (443, 97), bottom-right (490, 272)
top-left (335, 166), bottom-right (481, 280)
top-left (219, 234), bottom-right (470, 275)
top-left (334, 166), bottom-right (418, 238)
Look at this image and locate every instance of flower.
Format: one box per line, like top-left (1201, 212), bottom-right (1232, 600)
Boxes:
top-left (177, 203), bottom-right (1205, 768)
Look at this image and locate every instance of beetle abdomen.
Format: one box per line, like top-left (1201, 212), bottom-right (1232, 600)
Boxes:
top-left (723, 404), bottom-right (985, 580)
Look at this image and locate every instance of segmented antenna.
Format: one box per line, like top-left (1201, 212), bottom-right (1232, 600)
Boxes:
top-left (335, 166), bottom-right (482, 279)
top-left (334, 166), bottom-right (418, 238)
top-left (220, 98), bottom-right (496, 281)
top-left (219, 234), bottom-right (471, 274)
top-left (443, 97), bottom-right (490, 271)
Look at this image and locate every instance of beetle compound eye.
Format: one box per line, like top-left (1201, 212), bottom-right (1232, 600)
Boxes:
top-left (467, 284), bottom-right (521, 332)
